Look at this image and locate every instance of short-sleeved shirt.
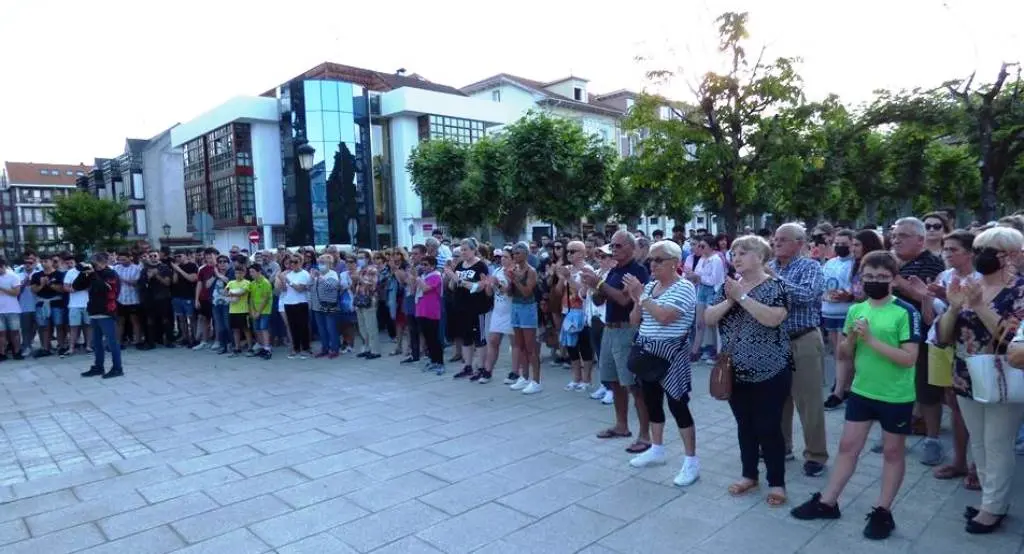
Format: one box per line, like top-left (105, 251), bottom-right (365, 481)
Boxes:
top-left (416, 272), bottom-right (443, 320)
top-left (248, 277), bottom-right (273, 315)
top-left (638, 279), bottom-right (696, 339)
top-left (171, 262), bottom-right (199, 299)
top-left (716, 278), bottom-right (791, 383)
top-left (603, 260), bottom-right (649, 324)
top-left (0, 272), bottom-right (21, 314)
top-left (895, 250), bottom-right (945, 337)
top-left (282, 270), bottom-right (311, 305)
top-left (64, 268), bottom-right (88, 309)
top-left (114, 263), bottom-right (142, 305)
top-left (821, 256), bottom-right (854, 319)
top-left (226, 279), bottom-right (251, 314)
top-left (844, 297), bottom-right (921, 404)
top-left (31, 270), bottom-right (67, 309)
top-left (197, 265), bottom-right (216, 302)
top-left (948, 277), bottom-right (1024, 398)
top-left (453, 259), bottom-right (490, 315)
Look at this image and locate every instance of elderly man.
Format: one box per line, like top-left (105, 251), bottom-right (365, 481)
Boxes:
top-left (768, 223), bottom-right (829, 477)
top-left (581, 230), bottom-right (652, 453)
top-left (890, 216), bottom-right (946, 465)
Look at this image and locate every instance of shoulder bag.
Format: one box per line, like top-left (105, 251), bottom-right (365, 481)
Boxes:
top-left (709, 352), bottom-right (733, 401)
top-left (966, 319), bottom-right (1024, 403)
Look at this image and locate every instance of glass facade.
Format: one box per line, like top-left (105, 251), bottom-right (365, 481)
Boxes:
top-left (279, 79), bottom-right (384, 247)
top-left (182, 123), bottom-right (256, 229)
top-left (418, 115), bottom-right (486, 144)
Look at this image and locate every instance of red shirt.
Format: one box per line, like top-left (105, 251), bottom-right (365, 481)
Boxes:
top-left (197, 265), bottom-right (216, 302)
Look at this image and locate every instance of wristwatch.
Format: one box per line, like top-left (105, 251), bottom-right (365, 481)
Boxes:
top-left (738, 293), bottom-right (748, 303)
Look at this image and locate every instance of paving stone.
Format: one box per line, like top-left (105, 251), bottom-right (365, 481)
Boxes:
top-left (368, 536), bottom-right (445, 554)
top-left (110, 445), bottom-right (206, 474)
top-left (250, 429), bottom-right (332, 454)
top-left (25, 490), bottom-right (147, 536)
top-left (0, 519), bottom-right (29, 546)
top-left (273, 469), bottom-right (377, 509)
top-left (362, 430), bottom-right (447, 457)
top-left (332, 499), bottom-right (448, 552)
top-left (277, 532), bottom-right (358, 554)
top-left (98, 491), bottom-right (218, 540)
top-left (171, 494), bottom-right (291, 543)
top-left (497, 476), bottom-right (602, 518)
top-left (418, 473), bottom-right (526, 515)
top-left (415, 502), bottom-right (534, 554)
top-left (355, 448), bottom-right (449, 481)
top-left (228, 444), bottom-right (326, 477)
top-left (249, 496), bottom-right (368, 547)
top-left (205, 468), bottom-right (308, 506)
top-left (344, 470), bottom-right (448, 512)
top-left (0, 490), bottom-right (79, 522)
top-left (170, 528), bottom-right (271, 554)
top-left (0, 523), bottom-right (106, 554)
top-left (196, 428), bottom-right (279, 453)
top-left (170, 445), bottom-right (261, 475)
top-left (290, 447), bottom-right (383, 479)
top-left (577, 477), bottom-right (679, 522)
top-left (74, 525), bottom-right (185, 554)
top-left (11, 464), bottom-right (118, 499)
top-left (73, 465), bottom-right (180, 501)
top-left (138, 466), bottom-right (242, 503)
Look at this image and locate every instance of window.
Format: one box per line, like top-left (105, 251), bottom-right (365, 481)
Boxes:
top-left (423, 115), bottom-right (486, 145)
top-left (76, 171), bottom-right (85, 176)
top-left (573, 87), bottom-right (584, 101)
top-left (65, 170), bottom-right (72, 176)
top-left (238, 176), bottom-right (255, 218)
top-left (491, 90), bottom-right (501, 102)
top-left (626, 98), bottom-right (635, 110)
top-left (599, 129), bottom-right (608, 143)
top-left (131, 208), bottom-right (147, 235)
top-left (38, 169), bottom-right (46, 175)
top-left (131, 173), bottom-right (144, 200)
top-left (211, 176), bottom-right (238, 220)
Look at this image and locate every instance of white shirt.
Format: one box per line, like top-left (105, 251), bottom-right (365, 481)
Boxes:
top-left (281, 269), bottom-right (311, 305)
top-left (0, 272), bottom-right (21, 314)
top-left (64, 268), bottom-right (89, 309)
top-left (695, 253), bottom-right (726, 289)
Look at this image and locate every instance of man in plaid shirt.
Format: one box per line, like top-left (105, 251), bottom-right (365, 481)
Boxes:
top-left (769, 223), bottom-right (829, 478)
top-left (114, 252), bottom-right (143, 347)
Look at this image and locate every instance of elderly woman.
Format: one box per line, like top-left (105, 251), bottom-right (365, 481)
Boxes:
top-left (705, 235), bottom-right (791, 506)
top-left (622, 240), bottom-right (700, 486)
top-left (353, 249), bottom-right (380, 359)
top-left (557, 240), bottom-right (596, 391)
top-left (939, 226), bottom-right (1024, 534)
top-left (310, 254), bottom-right (341, 359)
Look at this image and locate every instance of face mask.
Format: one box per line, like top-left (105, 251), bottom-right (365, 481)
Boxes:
top-left (834, 245), bottom-right (850, 258)
top-left (863, 281), bottom-right (890, 300)
top-left (317, 263), bottom-right (328, 272)
top-left (357, 259), bottom-right (367, 269)
top-left (974, 249), bottom-right (1002, 275)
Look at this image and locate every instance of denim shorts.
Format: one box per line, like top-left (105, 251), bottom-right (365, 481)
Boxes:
top-left (822, 316), bottom-right (845, 331)
top-left (510, 302), bottom-right (538, 329)
top-left (0, 312), bottom-right (20, 332)
top-left (696, 284), bottom-right (717, 305)
top-left (172, 297), bottom-right (195, 316)
top-left (35, 306), bottom-right (66, 326)
top-left (252, 314), bottom-right (270, 331)
top-left (68, 307), bottom-right (90, 327)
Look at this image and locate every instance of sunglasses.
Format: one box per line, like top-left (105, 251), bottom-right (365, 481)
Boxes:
top-left (567, 249), bottom-right (583, 254)
top-left (925, 223), bottom-right (945, 231)
top-left (610, 243), bottom-right (625, 249)
top-left (649, 257), bottom-right (672, 264)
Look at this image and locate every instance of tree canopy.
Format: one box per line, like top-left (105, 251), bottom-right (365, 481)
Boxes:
top-left (49, 192), bottom-right (131, 253)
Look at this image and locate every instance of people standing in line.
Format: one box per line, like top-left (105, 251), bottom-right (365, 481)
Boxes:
top-left (247, 264), bottom-right (273, 359)
top-left (75, 254), bottom-right (123, 379)
top-left (31, 255), bottom-right (67, 357)
top-left (387, 249), bottom-right (409, 357)
top-left (587, 245), bottom-right (615, 404)
top-left (16, 251), bottom-right (40, 358)
top-left (225, 257), bottom-right (252, 357)
top-left (170, 252), bottom-right (199, 347)
top-left (310, 253), bottom-right (342, 360)
top-left (707, 235), bottom-right (791, 506)
top-left (791, 251), bottom-right (921, 540)
top-left (484, 247), bottom-right (517, 385)
top-left (769, 223), bottom-right (830, 477)
top-left (822, 230), bottom-right (856, 410)
top-left (192, 249), bottom-right (218, 351)
top-left (447, 238), bottom-right (490, 380)
top-left (923, 211), bottom-right (952, 257)
top-left (624, 240), bottom-right (700, 487)
top-left (62, 254), bottom-right (92, 357)
top-left (354, 250), bottom-right (381, 360)
top-left (139, 251), bottom-right (174, 350)
top-left (210, 255), bottom-right (233, 354)
top-left (507, 242), bottom-right (543, 394)
top-left (686, 234), bottom-right (725, 362)
top-left (398, 246), bottom-right (424, 364)
top-left (559, 241), bottom-right (595, 392)
top-left (583, 231), bottom-right (652, 453)
top-left (114, 252), bottom-right (144, 349)
top-left (416, 254), bottom-right (445, 374)
top-left (280, 254), bottom-right (312, 359)
top-left (0, 259), bottom-right (24, 360)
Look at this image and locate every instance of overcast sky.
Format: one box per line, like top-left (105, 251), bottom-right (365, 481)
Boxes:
top-left (1, 0), bottom-right (1020, 165)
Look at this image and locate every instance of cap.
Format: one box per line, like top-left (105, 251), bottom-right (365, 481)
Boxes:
top-left (598, 245), bottom-right (612, 255)
top-left (493, 248), bottom-right (504, 256)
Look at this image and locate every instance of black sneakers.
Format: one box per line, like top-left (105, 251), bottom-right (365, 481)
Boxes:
top-left (477, 370), bottom-right (492, 384)
top-left (80, 366), bottom-right (105, 378)
top-left (803, 461), bottom-right (826, 477)
top-left (102, 368), bottom-right (124, 379)
top-left (790, 493), bottom-right (841, 521)
top-left (503, 372), bottom-right (518, 384)
top-left (453, 365), bottom-right (474, 379)
top-left (863, 507), bottom-right (896, 540)
top-left (823, 394), bottom-right (845, 411)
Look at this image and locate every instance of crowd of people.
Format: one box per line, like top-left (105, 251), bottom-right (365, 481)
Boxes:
top-left (4, 215), bottom-right (1024, 541)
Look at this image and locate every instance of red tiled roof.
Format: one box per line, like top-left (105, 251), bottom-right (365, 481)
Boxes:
top-left (3, 162), bottom-right (92, 186)
top-left (262, 62), bottom-right (466, 98)
top-left (461, 73), bottom-right (626, 117)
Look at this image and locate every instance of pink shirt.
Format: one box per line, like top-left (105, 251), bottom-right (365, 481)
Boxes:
top-left (415, 272), bottom-right (442, 320)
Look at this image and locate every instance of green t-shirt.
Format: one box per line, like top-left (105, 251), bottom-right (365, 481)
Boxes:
top-left (248, 277), bottom-right (273, 315)
top-left (226, 279), bottom-right (251, 315)
top-left (844, 296), bottom-right (921, 404)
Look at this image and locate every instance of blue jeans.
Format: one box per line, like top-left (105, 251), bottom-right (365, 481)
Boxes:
top-left (313, 310), bottom-right (339, 354)
top-left (212, 304), bottom-right (231, 349)
top-left (91, 317), bottom-right (122, 371)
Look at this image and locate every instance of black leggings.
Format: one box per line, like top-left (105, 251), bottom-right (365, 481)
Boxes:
top-left (566, 325), bottom-right (594, 362)
top-left (418, 317), bottom-right (443, 364)
top-left (640, 379), bottom-right (694, 428)
top-left (728, 369), bottom-right (791, 488)
top-left (285, 303), bottom-right (310, 352)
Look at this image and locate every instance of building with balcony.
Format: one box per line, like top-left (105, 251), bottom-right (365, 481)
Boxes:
top-left (0, 161), bottom-right (90, 254)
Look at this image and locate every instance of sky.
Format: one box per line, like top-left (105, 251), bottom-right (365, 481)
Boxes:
top-left (1, 0), bottom-right (1021, 165)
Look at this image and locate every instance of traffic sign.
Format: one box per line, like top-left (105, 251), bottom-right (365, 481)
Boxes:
top-left (248, 230), bottom-right (260, 243)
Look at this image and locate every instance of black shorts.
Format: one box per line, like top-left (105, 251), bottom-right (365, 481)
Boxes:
top-left (117, 303), bottom-right (140, 317)
top-left (845, 393), bottom-right (914, 435)
top-left (449, 307), bottom-right (482, 345)
top-left (198, 300), bottom-right (213, 319)
top-left (229, 313), bottom-right (249, 331)
top-left (915, 349), bottom-right (943, 405)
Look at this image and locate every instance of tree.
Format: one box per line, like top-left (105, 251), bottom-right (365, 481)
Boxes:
top-left (501, 112), bottom-right (615, 233)
top-left (629, 11), bottom-right (805, 234)
top-left (22, 226), bottom-right (39, 252)
top-left (49, 192), bottom-right (130, 253)
top-left (925, 142), bottom-right (979, 225)
top-left (843, 128), bottom-right (891, 226)
top-left (464, 135), bottom-right (525, 238)
top-left (406, 139), bottom-right (485, 237)
top-left (885, 123), bottom-right (933, 216)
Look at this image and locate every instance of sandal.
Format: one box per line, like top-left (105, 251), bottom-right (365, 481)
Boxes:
top-left (766, 490), bottom-right (788, 507)
top-left (963, 471), bottom-right (981, 491)
top-left (728, 480), bottom-right (759, 496)
top-left (625, 441), bottom-right (651, 454)
top-left (933, 464), bottom-right (968, 480)
top-left (596, 428), bottom-right (632, 439)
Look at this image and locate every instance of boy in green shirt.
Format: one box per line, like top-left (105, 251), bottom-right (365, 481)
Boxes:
top-left (225, 256), bottom-right (251, 357)
top-left (247, 264), bottom-right (273, 359)
top-left (792, 251), bottom-right (921, 540)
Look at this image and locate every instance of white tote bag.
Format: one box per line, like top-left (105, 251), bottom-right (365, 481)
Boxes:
top-left (966, 354), bottom-right (1024, 404)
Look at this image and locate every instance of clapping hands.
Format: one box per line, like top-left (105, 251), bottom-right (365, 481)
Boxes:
top-left (622, 274), bottom-right (643, 301)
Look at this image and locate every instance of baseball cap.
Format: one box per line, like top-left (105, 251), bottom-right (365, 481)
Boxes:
top-left (598, 245), bottom-right (612, 256)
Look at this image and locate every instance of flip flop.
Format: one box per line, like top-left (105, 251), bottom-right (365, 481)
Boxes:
top-left (596, 428), bottom-right (632, 439)
top-left (963, 472), bottom-right (981, 491)
top-left (933, 464), bottom-right (968, 480)
top-left (727, 480), bottom-right (759, 496)
top-left (625, 441), bottom-right (651, 453)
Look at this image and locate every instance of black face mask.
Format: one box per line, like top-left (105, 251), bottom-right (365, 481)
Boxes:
top-left (974, 248), bottom-right (1003, 275)
top-left (834, 245), bottom-right (851, 258)
top-left (863, 281), bottom-right (890, 300)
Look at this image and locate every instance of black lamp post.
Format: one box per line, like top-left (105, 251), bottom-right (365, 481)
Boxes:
top-left (295, 138), bottom-right (316, 246)
top-left (162, 222), bottom-right (171, 238)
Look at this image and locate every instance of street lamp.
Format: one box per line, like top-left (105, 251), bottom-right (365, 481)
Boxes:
top-left (296, 139), bottom-right (315, 171)
top-left (162, 222), bottom-right (171, 238)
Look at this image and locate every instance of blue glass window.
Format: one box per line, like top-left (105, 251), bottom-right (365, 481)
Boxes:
top-left (337, 82), bottom-right (354, 113)
top-left (322, 81), bottom-right (340, 111)
top-left (306, 111), bottom-right (323, 143)
top-left (323, 111), bottom-right (341, 144)
top-left (303, 81), bottom-right (322, 110)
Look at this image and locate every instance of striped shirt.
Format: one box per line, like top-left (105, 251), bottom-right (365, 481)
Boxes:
top-left (768, 256), bottom-right (824, 333)
top-left (636, 279), bottom-right (696, 400)
top-left (114, 263), bottom-right (142, 306)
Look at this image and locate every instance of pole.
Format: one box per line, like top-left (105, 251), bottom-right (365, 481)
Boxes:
top-left (364, 89), bottom-right (378, 250)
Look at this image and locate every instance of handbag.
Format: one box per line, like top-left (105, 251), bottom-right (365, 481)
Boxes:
top-left (627, 344), bottom-right (669, 383)
top-left (965, 319), bottom-right (1024, 404)
top-left (709, 352), bottom-right (734, 401)
top-left (927, 345), bottom-right (954, 388)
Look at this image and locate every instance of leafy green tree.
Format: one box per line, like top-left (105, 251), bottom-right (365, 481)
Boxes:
top-left (628, 11), bottom-right (804, 234)
top-left (885, 124), bottom-right (933, 216)
top-left (406, 139), bottom-right (485, 237)
top-left (465, 135), bottom-right (525, 238)
top-left (49, 192), bottom-right (130, 253)
top-left (843, 128), bottom-right (891, 226)
top-left (925, 142), bottom-right (980, 225)
top-left (22, 226), bottom-right (39, 252)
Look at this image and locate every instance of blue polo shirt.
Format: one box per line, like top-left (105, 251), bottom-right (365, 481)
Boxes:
top-left (604, 260), bottom-right (649, 324)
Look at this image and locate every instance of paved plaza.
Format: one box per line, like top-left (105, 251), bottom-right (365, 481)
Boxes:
top-left (0, 346), bottom-right (1022, 554)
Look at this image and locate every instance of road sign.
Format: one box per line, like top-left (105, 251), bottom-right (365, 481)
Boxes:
top-left (248, 230), bottom-right (260, 243)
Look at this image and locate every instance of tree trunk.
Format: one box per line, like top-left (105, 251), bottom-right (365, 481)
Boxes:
top-left (864, 198), bottom-right (879, 227)
top-left (720, 176), bottom-right (739, 236)
top-left (954, 189), bottom-right (967, 227)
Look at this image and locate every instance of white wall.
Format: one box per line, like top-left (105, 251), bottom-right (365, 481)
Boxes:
top-left (545, 78), bottom-right (588, 102)
top-left (466, 84), bottom-right (537, 119)
top-left (389, 115), bottom-right (422, 247)
top-left (381, 87), bottom-right (516, 124)
top-left (214, 228), bottom-right (249, 255)
top-left (251, 121), bottom-right (283, 227)
top-left (141, 129), bottom-right (186, 247)
top-left (170, 97), bottom-right (279, 148)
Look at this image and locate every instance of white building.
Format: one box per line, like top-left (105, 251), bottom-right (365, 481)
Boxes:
top-left (0, 161), bottom-right (89, 253)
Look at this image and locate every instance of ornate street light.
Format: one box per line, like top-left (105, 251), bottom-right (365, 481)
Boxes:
top-left (162, 222), bottom-right (171, 238)
top-left (296, 139), bottom-right (315, 171)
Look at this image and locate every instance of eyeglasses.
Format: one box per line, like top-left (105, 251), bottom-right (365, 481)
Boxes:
top-left (925, 223), bottom-right (945, 231)
top-left (610, 243), bottom-right (625, 249)
top-left (554, 245), bottom-right (564, 249)
top-left (649, 257), bottom-right (672, 264)
top-left (567, 249), bottom-right (582, 254)
top-left (973, 247), bottom-right (1003, 256)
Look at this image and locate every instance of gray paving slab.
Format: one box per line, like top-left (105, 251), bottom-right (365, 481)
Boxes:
top-left (0, 346), bottom-right (1019, 554)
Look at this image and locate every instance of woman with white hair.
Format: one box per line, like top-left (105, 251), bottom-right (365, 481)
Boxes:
top-left (940, 226), bottom-right (1024, 534)
top-left (447, 238), bottom-right (490, 381)
top-left (558, 240), bottom-right (596, 391)
top-left (622, 240), bottom-right (701, 486)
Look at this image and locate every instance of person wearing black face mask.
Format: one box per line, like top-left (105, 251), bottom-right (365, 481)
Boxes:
top-left (822, 230), bottom-right (856, 410)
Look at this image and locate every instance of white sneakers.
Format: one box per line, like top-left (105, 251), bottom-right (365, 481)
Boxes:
top-left (629, 446), bottom-right (667, 468)
top-left (673, 456), bottom-right (701, 487)
top-left (590, 384), bottom-right (607, 400)
top-left (564, 381), bottom-right (590, 391)
top-left (601, 390), bottom-right (614, 404)
top-left (564, 381), bottom-right (579, 391)
top-left (522, 381), bottom-right (543, 395)
top-left (510, 377), bottom-right (529, 390)
top-left (192, 342), bottom-right (208, 351)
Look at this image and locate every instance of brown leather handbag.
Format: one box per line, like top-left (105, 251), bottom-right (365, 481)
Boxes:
top-left (709, 353), bottom-right (734, 400)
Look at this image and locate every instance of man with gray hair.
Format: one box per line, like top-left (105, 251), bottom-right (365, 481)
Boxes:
top-left (769, 222), bottom-right (829, 477)
top-left (889, 216), bottom-right (946, 465)
top-left (581, 229), bottom-right (652, 453)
